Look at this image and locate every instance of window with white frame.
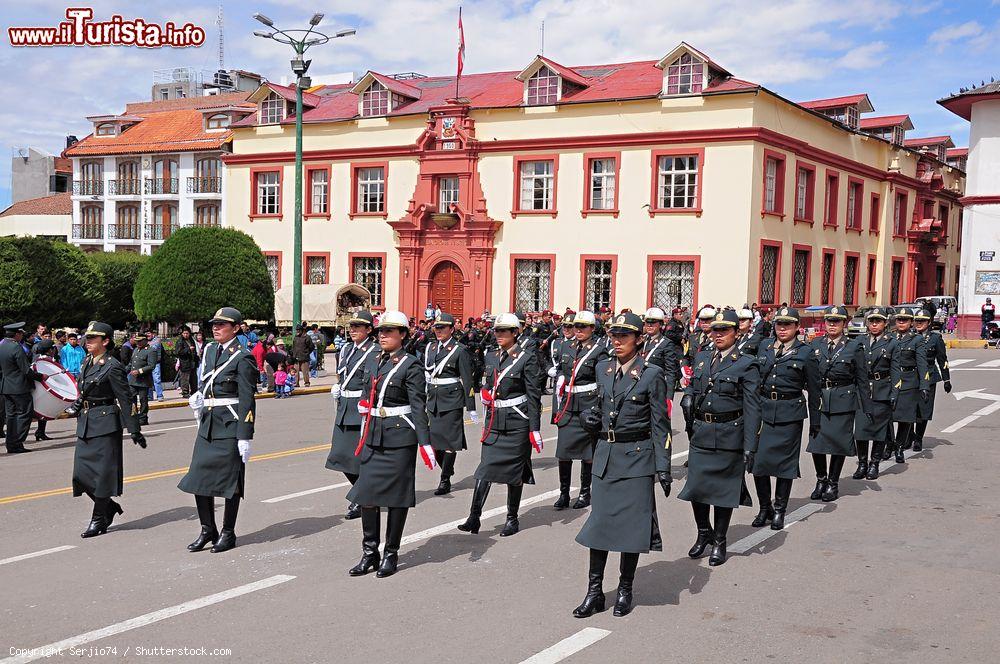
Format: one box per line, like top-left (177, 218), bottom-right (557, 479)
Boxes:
top-left (357, 167), bottom-right (385, 213)
top-left (96, 123), bottom-right (116, 136)
top-left (438, 177), bottom-right (459, 213)
top-left (891, 126), bottom-right (904, 145)
top-left (362, 80), bottom-right (389, 116)
top-left (513, 259), bottom-right (552, 312)
top-left (589, 158), bottom-right (616, 210)
top-left (264, 254), bottom-right (280, 290)
top-left (206, 113), bottom-right (230, 130)
top-left (665, 53), bottom-right (704, 95)
top-left (795, 167), bottom-right (810, 219)
top-left (519, 160), bottom-right (555, 211)
top-left (353, 256), bottom-right (384, 306)
top-left (764, 157), bottom-right (779, 213)
top-left (651, 260), bottom-right (695, 312)
top-left (584, 260), bottom-right (613, 311)
top-left (259, 92), bottom-right (285, 124)
top-left (526, 65), bottom-right (559, 105)
top-left (307, 255), bottom-right (328, 284)
top-left (255, 171), bottom-right (280, 215)
top-left (657, 155), bottom-right (698, 209)
top-left (310, 169), bottom-right (329, 214)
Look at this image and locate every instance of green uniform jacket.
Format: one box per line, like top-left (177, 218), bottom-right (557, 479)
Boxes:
top-left (127, 346), bottom-right (157, 388)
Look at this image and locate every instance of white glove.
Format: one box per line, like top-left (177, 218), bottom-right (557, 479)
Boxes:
top-left (424, 371), bottom-right (433, 384)
top-left (188, 392), bottom-right (204, 410)
top-left (237, 439), bottom-right (252, 463)
top-left (547, 366), bottom-right (558, 378)
top-left (468, 410), bottom-right (480, 424)
top-left (331, 384), bottom-right (341, 399)
top-left (357, 398), bottom-right (371, 415)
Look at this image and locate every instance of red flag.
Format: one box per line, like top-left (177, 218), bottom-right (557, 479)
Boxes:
top-left (457, 7), bottom-right (465, 81)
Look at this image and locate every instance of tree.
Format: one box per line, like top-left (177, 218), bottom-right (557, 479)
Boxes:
top-left (133, 227), bottom-right (274, 323)
top-left (88, 251), bottom-right (148, 329)
top-left (0, 237), bottom-right (100, 327)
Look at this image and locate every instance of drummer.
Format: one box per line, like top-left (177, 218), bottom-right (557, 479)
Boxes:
top-left (30, 339), bottom-right (60, 442)
top-left (72, 322), bottom-right (147, 537)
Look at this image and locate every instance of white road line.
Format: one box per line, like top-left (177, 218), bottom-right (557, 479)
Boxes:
top-left (520, 628), bottom-right (612, 664)
top-left (143, 423), bottom-right (198, 434)
top-left (0, 545), bottom-right (75, 568)
top-left (951, 367), bottom-right (1000, 371)
top-left (977, 358), bottom-right (1000, 368)
top-left (942, 415), bottom-right (980, 433)
top-left (0, 575), bottom-right (295, 664)
top-left (262, 482), bottom-right (351, 504)
top-left (947, 359), bottom-right (974, 367)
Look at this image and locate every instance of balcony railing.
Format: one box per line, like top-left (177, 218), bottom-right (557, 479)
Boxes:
top-left (187, 176), bottom-right (222, 193)
top-left (107, 223), bottom-right (141, 240)
top-left (108, 179), bottom-right (141, 195)
top-left (144, 178), bottom-right (179, 195)
top-left (72, 223), bottom-right (104, 240)
top-left (144, 223), bottom-right (179, 241)
top-left (73, 180), bottom-right (103, 196)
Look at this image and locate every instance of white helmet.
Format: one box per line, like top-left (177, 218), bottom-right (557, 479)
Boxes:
top-left (697, 306), bottom-right (718, 320)
top-left (737, 308), bottom-right (754, 320)
top-left (493, 313), bottom-right (521, 331)
top-left (574, 310), bottom-right (597, 326)
top-left (643, 307), bottom-right (665, 322)
top-left (375, 310), bottom-right (409, 330)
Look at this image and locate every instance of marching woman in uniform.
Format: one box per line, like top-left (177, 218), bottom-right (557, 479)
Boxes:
top-left (853, 307), bottom-right (899, 480)
top-left (913, 308), bottom-right (951, 451)
top-left (890, 307), bottom-right (930, 462)
top-left (751, 307), bottom-right (820, 530)
top-left (806, 306), bottom-right (869, 502)
top-left (326, 311), bottom-right (377, 520)
top-left (639, 307), bottom-right (679, 404)
top-left (548, 315), bottom-right (576, 422)
top-left (424, 313), bottom-right (478, 496)
top-left (552, 311), bottom-right (609, 510)
top-left (347, 311), bottom-right (435, 578)
top-left (458, 313), bottom-right (543, 538)
top-left (72, 321), bottom-right (146, 537)
top-left (572, 313), bottom-right (671, 618)
top-left (178, 307), bottom-right (257, 553)
top-left (678, 310), bottom-right (760, 567)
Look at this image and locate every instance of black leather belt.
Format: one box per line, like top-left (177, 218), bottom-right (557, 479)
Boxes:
top-left (870, 371), bottom-right (889, 381)
top-left (599, 429), bottom-right (650, 443)
top-left (695, 410), bottom-right (742, 423)
top-left (760, 391), bottom-right (801, 400)
top-left (83, 399), bottom-right (115, 408)
top-left (901, 367), bottom-right (915, 372)
top-left (823, 379), bottom-right (853, 388)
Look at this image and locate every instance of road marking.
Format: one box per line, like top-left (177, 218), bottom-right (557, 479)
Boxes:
top-left (520, 628), bottom-right (612, 664)
top-left (952, 388), bottom-right (1000, 403)
top-left (942, 415), bottom-right (981, 433)
top-left (950, 367), bottom-right (1000, 371)
top-left (0, 545), bottom-right (75, 567)
top-left (262, 482), bottom-right (351, 504)
top-left (977, 358), bottom-right (1000, 368)
top-left (947, 359), bottom-right (974, 367)
top-left (0, 574), bottom-right (295, 664)
top-left (143, 423), bottom-right (198, 434)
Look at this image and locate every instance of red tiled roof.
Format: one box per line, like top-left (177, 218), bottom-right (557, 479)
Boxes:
top-left (233, 59), bottom-right (758, 128)
top-left (366, 72), bottom-right (423, 99)
top-left (534, 56), bottom-right (590, 87)
top-left (859, 114), bottom-right (912, 130)
top-left (0, 192), bottom-right (71, 217)
top-left (53, 157), bottom-right (72, 173)
top-left (946, 147), bottom-right (968, 157)
top-left (257, 82), bottom-right (321, 108)
top-left (64, 108), bottom-right (238, 157)
top-left (799, 94), bottom-right (873, 112)
top-left (903, 135), bottom-right (954, 148)
top-left (938, 81), bottom-right (1000, 120)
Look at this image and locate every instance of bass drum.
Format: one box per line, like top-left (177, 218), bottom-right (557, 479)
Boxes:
top-left (32, 356), bottom-right (80, 420)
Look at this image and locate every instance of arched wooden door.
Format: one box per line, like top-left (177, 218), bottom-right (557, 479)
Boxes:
top-left (430, 261), bottom-right (464, 317)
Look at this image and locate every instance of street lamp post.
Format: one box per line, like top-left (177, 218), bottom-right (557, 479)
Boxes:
top-left (253, 13), bottom-right (355, 332)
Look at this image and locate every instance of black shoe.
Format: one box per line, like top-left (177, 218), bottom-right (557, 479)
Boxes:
top-left (344, 502), bottom-right (361, 520)
top-left (688, 529), bottom-right (713, 559)
top-left (573, 464), bottom-right (592, 509)
top-left (376, 552), bottom-right (398, 578)
top-left (105, 500), bottom-right (123, 528)
top-left (572, 586), bottom-right (606, 618)
top-left (34, 433), bottom-right (52, 441)
top-left (895, 447), bottom-right (905, 464)
top-left (553, 491), bottom-right (571, 510)
top-left (350, 507), bottom-right (381, 575)
top-left (709, 538), bottom-right (727, 566)
top-left (434, 478), bottom-right (451, 496)
top-left (881, 446), bottom-right (892, 461)
top-left (613, 582), bottom-right (633, 617)
top-left (852, 461), bottom-right (868, 480)
top-left (188, 526), bottom-right (219, 551)
top-left (457, 515), bottom-right (481, 534)
top-left (210, 530), bottom-right (236, 553)
top-left (499, 516), bottom-right (519, 537)
top-left (348, 551), bottom-right (380, 576)
top-left (912, 438), bottom-right (923, 452)
top-left (458, 480), bottom-right (490, 534)
top-left (571, 492), bottom-right (591, 509)
top-left (821, 481), bottom-right (839, 502)
top-left (81, 515), bottom-right (108, 538)
top-left (751, 506), bottom-right (774, 527)
top-left (866, 460), bottom-right (880, 480)
top-left (6, 447), bottom-right (32, 454)
top-left (770, 511), bottom-right (786, 530)
top-left (810, 477), bottom-right (827, 501)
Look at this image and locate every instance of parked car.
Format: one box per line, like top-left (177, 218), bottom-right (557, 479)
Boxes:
top-left (916, 296), bottom-right (957, 330)
top-left (847, 306), bottom-right (876, 337)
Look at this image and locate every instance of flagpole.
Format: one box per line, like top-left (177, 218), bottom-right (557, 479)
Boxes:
top-left (455, 7), bottom-right (462, 99)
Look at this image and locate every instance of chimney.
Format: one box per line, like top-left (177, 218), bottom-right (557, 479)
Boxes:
top-left (66, 135), bottom-right (79, 149)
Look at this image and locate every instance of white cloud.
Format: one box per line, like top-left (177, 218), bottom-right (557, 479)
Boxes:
top-left (928, 21), bottom-right (984, 51)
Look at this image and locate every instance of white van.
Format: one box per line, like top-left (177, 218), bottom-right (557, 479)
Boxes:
top-left (915, 296), bottom-right (957, 330)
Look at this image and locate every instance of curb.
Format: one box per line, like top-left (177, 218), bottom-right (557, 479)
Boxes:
top-left (946, 339), bottom-right (993, 349)
top-left (148, 384), bottom-right (333, 411)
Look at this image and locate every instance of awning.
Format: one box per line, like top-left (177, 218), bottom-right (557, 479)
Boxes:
top-left (273, 283), bottom-right (371, 326)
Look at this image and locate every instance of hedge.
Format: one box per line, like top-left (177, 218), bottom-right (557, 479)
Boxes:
top-left (88, 251), bottom-right (148, 329)
top-left (0, 237), bottom-right (101, 327)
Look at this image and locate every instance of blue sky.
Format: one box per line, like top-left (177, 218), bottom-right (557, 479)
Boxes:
top-left (2, 0), bottom-right (998, 208)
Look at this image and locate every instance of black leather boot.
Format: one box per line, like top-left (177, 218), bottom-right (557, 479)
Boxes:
top-left (572, 462), bottom-right (592, 509)
top-left (188, 495), bottom-right (217, 551)
top-left (458, 480), bottom-right (491, 534)
top-left (345, 502), bottom-right (361, 520)
top-left (81, 498), bottom-right (110, 538)
top-left (377, 507), bottom-right (408, 578)
top-left (751, 475), bottom-right (773, 527)
top-left (434, 452), bottom-right (456, 495)
top-left (823, 455), bottom-right (844, 502)
top-left (614, 552), bottom-right (638, 617)
top-left (688, 502), bottom-right (712, 558)
top-left (553, 460), bottom-right (572, 509)
top-left (499, 484), bottom-right (522, 537)
top-left (810, 476), bottom-right (828, 501)
top-left (881, 428), bottom-right (894, 460)
top-left (771, 478), bottom-right (792, 530)
top-left (709, 507), bottom-right (733, 566)
top-left (895, 424), bottom-right (910, 463)
top-left (853, 441), bottom-right (869, 480)
top-left (211, 497), bottom-right (240, 552)
top-left (573, 549), bottom-right (608, 618)
top-left (349, 507), bottom-right (381, 576)
top-left (105, 499), bottom-right (123, 528)
top-left (868, 442), bottom-right (884, 479)
top-left (810, 454), bottom-right (828, 500)
top-left (913, 421), bottom-right (927, 452)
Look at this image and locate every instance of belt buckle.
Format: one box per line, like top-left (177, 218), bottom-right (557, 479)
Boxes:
top-left (770, 391), bottom-right (779, 400)
top-left (607, 429), bottom-right (616, 443)
top-left (704, 413), bottom-right (715, 424)
top-left (378, 407), bottom-right (387, 417)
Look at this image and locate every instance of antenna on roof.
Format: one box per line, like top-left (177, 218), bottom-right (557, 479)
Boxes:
top-left (216, 3), bottom-right (224, 71)
top-left (540, 19), bottom-right (544, 56)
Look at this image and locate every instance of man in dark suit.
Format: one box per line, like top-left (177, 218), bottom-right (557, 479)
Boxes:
top-left (1, 322), bottom-right (44, 453)
top-left (127, 333), bottom-right (156, 426)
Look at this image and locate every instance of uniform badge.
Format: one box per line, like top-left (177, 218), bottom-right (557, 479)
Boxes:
top-left (230, 346), bottom-right (236, 353)
top-left (629, 367), bottom-right (640, 379)
top-left (245, 411), bottom-right (254, 423)
top-left (715, 313), bottom-right (724, 321)
top-left (99, 358), bottom-right (105, 365)
top-left (697, 361), bottom-right (704, 368)
top-left (730, 353), bottom-right (737, 361)
top-left (606, 365), bottom-right (614, 374)
top-left (616, 315), bottom-right (626, 324)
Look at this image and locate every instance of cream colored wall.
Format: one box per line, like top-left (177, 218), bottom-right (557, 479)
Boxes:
top-left (0, 213), bottom-right (71, 239)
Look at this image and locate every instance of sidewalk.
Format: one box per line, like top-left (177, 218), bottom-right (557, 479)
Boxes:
top-left (149, 369), bottom-right (336, 411)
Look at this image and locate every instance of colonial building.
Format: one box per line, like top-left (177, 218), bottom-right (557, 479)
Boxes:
top-left (0, 192), bottom-right (72, 241)
top-left (64, 92), bottom-right (254, 254)
top-left (223, 42), bottom-right (965, 322)
top-left (940, 79), bottom-right (1000, 337)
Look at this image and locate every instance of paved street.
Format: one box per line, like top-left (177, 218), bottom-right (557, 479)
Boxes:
top-left (2, 349), bottom-right (999, 664)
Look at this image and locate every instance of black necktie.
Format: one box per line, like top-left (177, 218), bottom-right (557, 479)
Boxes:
top-left (775, 345), bottom-right (784, 359)
top-left (711, 352), bottom-right (722, 372)
top-left (828, 341), bottom-right (835, 353)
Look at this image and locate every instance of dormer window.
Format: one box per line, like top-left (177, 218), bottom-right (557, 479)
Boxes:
top-left (259, 92), bottom-right (285, 125)
top-left (96, 123), bottom-right (116, 136)
top-left (206, 113), bottom-right (230, 130)
top-left (362, 80), bottom-right (389, 116)
top-left (820, 106), bottom-right (859, 130)
top-left (527, 66), bottom-right (560, 105)
top-left (665, 53), bottom-right (704, 95)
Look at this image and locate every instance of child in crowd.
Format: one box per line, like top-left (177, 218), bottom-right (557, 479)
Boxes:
top-left (946, 314), bottom-right (957, 334)
top-left (274, 362), bottom-right (289, 399)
